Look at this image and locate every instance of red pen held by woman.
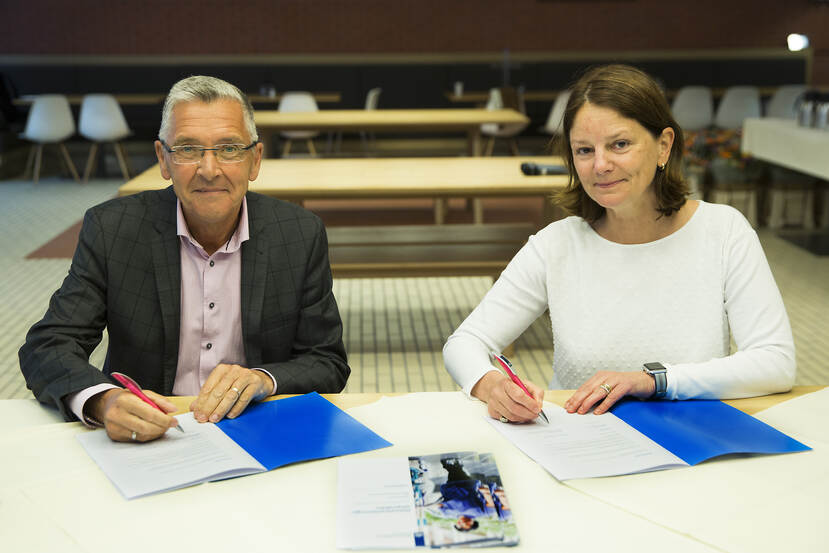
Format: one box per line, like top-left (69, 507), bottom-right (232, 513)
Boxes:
top-left (491, 352), bottom-right (550, 424)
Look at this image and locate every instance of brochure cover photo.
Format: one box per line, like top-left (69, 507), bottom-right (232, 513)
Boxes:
top-left (409, 451), bottom-right (519, 548)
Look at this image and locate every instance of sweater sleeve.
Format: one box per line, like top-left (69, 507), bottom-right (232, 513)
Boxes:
top-left (443, 232), bottom-right (550, 396)
top-left (665, 217), bottom-right (796, 399)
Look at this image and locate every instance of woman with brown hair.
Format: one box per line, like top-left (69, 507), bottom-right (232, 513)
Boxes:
top-left (443, 64), bottom-right (794, 423)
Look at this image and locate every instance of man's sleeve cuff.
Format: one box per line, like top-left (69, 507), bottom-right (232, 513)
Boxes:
top-left (252, 368), bottom-right (277, 396)
top-left (66, 383), bottom-right (119, 427)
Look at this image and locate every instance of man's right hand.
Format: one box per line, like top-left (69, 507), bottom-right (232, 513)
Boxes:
top-left (85, 388), bottom-right (179, 442)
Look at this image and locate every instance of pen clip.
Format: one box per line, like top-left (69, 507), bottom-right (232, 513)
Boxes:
top-left (111, 371), bottom-right (141, 391)
top-left (490, 351), bottom-right (512, 371)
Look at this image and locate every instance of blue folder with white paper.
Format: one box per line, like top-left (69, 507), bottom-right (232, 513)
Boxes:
top-left (78, 392), bottom-right (392, 499)
top-left (610, 399), bottom-right (811, 465)
top-left (217, 391), bottom-right (393, 470)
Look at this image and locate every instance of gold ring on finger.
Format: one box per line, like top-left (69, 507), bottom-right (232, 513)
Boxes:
top-left (499, 416), bottom-right (509, 423)
top-left (131, 431), bottom-right (138, 441)
top-left (231, 387), bottom-right (241, 397)
top-left (599, 383), bottom-right (613, 394)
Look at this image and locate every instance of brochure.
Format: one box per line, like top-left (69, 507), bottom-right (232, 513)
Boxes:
top-left (338, 451), bottom-right (519, 549)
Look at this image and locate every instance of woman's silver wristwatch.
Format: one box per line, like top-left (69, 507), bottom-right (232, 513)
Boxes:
top-left (642, 362), bottom-right (667, 398)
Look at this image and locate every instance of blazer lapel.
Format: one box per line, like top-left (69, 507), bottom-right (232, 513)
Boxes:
top-left (241, 194), bottom-right (268, 366)
top-left (151, 189), bottom-right (182, 395)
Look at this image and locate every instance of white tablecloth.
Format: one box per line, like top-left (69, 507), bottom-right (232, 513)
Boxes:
top-left (742, 117), bottom-right (829, 180)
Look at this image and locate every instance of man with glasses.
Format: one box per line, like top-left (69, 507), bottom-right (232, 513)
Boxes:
top-left (19, 76), bottom-right (349, 442)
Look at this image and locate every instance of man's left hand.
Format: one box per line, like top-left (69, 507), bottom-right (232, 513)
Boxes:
top-left (190, 364), bottom-right (273, 423)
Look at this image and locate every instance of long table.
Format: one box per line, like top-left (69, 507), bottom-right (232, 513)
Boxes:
top-left (118, 156), bottom-right (568, 224)
top-left (1, 386), bottom-right (825, 553)
top-left (445, 90), bottom-right (561, 104)
top-left (742, 117), bottom-right (829, 229)
top-left (13, 92), bottom-right (341, 106)
top-left (254, 108), bottom-right (530, 157)
top-left (742, 117), bottom-right (829, 181)
top-left (445, 87), bottom-right (784, 106)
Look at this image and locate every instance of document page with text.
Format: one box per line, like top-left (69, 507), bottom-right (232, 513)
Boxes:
top-left (337, 457), bottom-right (418, 549)
top-left (488, 403), bottom-right (686, 480)
top-left (77, 412), bottom-right (265, 499)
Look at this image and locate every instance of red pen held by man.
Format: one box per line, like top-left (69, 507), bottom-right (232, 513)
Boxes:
top-left (111, 372), bottom-right (184, 433)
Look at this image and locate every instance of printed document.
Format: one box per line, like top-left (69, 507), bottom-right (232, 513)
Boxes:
top-left (77, 392), bottom-right (392, 499)
top-left (489, 404), bottom-right (685, 480)
top-left (77, 412), bottom-right (263, 499)
top-left (489, 399), bottom-right (811, 480)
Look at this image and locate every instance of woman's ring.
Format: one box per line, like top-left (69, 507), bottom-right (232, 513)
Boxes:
top-left (130, 431), bottom-right (137, 441)
top-left (499, 416), bottom-right (509, 423)
top-left (599, 383), bottom-right (613, 394)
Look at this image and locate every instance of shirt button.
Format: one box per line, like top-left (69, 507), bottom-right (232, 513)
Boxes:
top-left (206, 343), bottom-right (212, 350)
top-left (209, 302), bottom-right (215, 309)
top-left (209, 260), bottom-right (215, 267)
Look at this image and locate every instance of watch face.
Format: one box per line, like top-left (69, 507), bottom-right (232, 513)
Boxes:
top-left (644, 362), bottom-right (666, 374)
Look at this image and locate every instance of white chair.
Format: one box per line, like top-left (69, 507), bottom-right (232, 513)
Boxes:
top-left (334, 87), bottom-right (381, 155)
top-left (279, 92), bottom-right (319, 157)
top-left (480, 87), bottom-right (528, 156)
top-left (365, 87), bottom-right (382, 111)
top-left (541, 90), bottom-right (571, 136)
top-left (20, 94), bottom-right (79, 184)
top-left (714, 86), bottom-right (761, 129)
top-left (78, 94), bottom-right (132, 181)
top-left (766, 85), bottom-right (807, 120)
top-left (710, 87), bottom-right (763, 226)
top-left (670, 86), bottom-right (713, 131)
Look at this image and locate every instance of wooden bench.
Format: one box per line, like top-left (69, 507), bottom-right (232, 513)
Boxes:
top-left (327, 223), bottom-right (536, 279)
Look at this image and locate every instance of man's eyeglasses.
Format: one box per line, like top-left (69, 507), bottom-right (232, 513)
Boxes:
top-left (159, 140), bottom-right (258, 164)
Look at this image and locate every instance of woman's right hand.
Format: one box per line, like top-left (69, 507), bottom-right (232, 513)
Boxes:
top-left (471, 370), bottom-right (544, 423)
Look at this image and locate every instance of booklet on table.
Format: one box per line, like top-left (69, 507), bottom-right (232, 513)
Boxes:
top-left (338, 451), bottom-right (519, 549)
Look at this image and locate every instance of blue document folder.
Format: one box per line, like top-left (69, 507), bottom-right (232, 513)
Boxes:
top-left (78, 392), bottom-right (392, 499)
top-left (610, 399), bottom-right (811, 465)
top-left (217, 392), bottom-right (393, 469)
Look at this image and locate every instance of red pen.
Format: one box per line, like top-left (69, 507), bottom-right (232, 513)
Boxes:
top-left (111, 372), bottom-right (184, 433)
top-left (491, 352), bottom-right (550, 424)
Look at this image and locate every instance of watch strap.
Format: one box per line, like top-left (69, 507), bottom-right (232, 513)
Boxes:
top-left (643, 362), bottom-right (667, 398)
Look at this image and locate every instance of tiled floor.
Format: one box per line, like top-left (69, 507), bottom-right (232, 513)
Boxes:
top-left (1, 178), bottom-right (827, 400)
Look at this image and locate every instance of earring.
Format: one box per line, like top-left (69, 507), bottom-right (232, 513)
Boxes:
top-left (658, 162), bottom-right (666, 171)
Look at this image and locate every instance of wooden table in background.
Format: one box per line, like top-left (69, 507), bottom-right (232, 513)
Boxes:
top-left (13, 92), bottom-right (341, 106)
top-left (13, 93), bottom-right (167, 106)
top-left (254, 108), bottom-right (529, 157)
top-left (444, 86), bottom-right (784, 106)
top-left (248, 92), bottom-right (341, 104)
top-left (119, 155), bottom-right (567, 224)
top-left (445, 90), bottom-right (561, 104)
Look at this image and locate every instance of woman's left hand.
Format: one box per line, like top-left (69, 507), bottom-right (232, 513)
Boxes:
top-left (564, 370), bottom-right (656, 415)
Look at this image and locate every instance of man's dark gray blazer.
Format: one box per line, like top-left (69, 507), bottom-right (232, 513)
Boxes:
top-left (19, 186), bottom-right (350, 420)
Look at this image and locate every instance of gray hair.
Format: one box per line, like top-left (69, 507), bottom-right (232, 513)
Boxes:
top-left (158, 75), bottom-right (258, 142)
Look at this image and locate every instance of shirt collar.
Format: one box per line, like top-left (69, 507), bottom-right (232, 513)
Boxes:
top-left (176, 196), bottom-right (250, 254)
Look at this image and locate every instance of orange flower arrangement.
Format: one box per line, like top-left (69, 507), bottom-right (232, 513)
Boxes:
top-left (684, 128), bottom-right (754, 169)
